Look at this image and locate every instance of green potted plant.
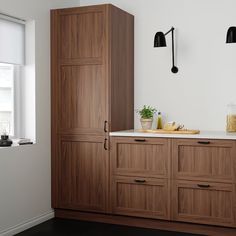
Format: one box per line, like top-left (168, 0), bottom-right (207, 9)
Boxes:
top-left (137, 105), bottom-right (157, 130)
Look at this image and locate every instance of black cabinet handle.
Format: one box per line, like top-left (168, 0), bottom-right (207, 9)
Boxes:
top-left (197, 184), bottom-right (210, 188)
top-left (134, 139), bottom-right (146, 142)
top-left (104, 138), bottom-right (108, 150)
top-left (104, 121), bottom-right (108, 133)
top-left (134, 179), bottom-right (146, 183)
top-left (198, 141), bottom-right (210, 145)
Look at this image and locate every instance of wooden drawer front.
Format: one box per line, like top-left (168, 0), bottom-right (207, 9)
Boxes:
top-left (172, 180), bottom-right (235, 227)
top-left (111, 137), bottom-right (169, 178)
top-left (172, 139), bottom-right (235, 182)
top-left (112, 176), bottom-right (169, 220)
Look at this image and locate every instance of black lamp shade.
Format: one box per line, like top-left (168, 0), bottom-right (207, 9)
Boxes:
top-left (154, 32), bottom-right (167, 47)
top-left (226, 26), bottom-right (236, 43)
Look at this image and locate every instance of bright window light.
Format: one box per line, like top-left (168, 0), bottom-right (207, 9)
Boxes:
top-left (0, 63), bottom-right (14, 136)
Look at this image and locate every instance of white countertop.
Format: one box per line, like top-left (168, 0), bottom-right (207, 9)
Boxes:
top-left (110, 130), bottom-right (236, 140)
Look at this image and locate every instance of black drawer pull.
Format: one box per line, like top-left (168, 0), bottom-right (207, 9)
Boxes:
top-left (197, 184), bottom-right (210, 188)
top-left (134, 139), bottom-right (146, 142)
top-left (198, 141), bottom-right (210, 145)
top-left (134, 179), bottom-right (146, 183)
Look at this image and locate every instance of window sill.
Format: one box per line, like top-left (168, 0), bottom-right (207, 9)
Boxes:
top-left (0, 138), bottom-right (35, 148)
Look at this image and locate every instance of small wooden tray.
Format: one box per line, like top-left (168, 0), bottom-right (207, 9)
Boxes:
top-left (137, 129), bottom-right (200, 134)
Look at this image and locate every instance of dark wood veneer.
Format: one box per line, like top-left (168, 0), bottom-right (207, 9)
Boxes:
top-left (110, 136), bottom-right (236, 228)
top-left (51, 4), bottom-right (134, 212)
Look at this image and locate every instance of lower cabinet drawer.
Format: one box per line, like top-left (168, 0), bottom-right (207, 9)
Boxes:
top-left (111, 176), bottom-right (169, 220)
top-left (172, 180), bottom-right (236, 227)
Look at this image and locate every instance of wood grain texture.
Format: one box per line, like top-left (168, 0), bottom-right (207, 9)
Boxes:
top-left (59, 11), bottom-right (104, 60)
top-left (172, 139), bottom-right (235, 183)
top-left (55, 4), bottom-right (108, 16)
top-left (51, 4), bottom-right (134, 214)
top-left (111, 176), bottom-right (169, 220)
top-left (57, 135), bottom-right (109, 212)
top-left (55, 209), bottom-right (236, 236)
top-left (111, 137), bottom-right (236, 228)
top-left (52, 5), bottom-right (236, 229)
top-left (58, 65), bottom-right (107, 135)
top-left (109, 5), bottom-right (134, 132)
top-left (172, 180), bottom-right (236, 227)
top-left (51, 4), bottom-right (134, 137)
top-left (53, 5), bottom-right (108, 136)
top-left (110, 137), bottom-right (170, 178)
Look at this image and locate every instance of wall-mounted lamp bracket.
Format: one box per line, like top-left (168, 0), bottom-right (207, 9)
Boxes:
top-left (154, 26), bottom-right (178, 74)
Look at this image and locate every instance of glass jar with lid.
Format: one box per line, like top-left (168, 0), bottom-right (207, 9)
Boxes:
top-left (227, 103), bottom-right (236, 132)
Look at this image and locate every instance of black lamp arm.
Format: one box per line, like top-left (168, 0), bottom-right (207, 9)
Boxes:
top-left (165, 27), bottom-right (178, 73)
top-left (164, 27), bottom-right (174, 36)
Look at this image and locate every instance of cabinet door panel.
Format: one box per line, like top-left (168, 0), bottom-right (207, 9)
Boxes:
top-left (59, 11), bottom-right (105, 60)
top-left (172, 180), bottom-right (235, 227)
top-left (58, 135), bottom-right (108, 212)
top-left (172, 139), bottom-right (235, 182)
top-left (112, 176), bottom-right (169, 219)
top-left (58, 65), bottom-right (107, 135)
top-left (111, 137), bottom-right (170, 178)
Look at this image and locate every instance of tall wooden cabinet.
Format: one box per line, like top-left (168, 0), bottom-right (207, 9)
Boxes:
top-left (51, 4), bottom-right (134, 213)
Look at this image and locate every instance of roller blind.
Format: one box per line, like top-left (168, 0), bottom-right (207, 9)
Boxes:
top-left (0, 16), bottom-right (25, 65)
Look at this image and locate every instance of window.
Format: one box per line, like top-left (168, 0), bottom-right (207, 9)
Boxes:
top-left (0, 63), bottom-right (14, 136)
top-left (0, 14), bottom-right (35, 143)
top-left (0, 14), bottom-right (26, 140)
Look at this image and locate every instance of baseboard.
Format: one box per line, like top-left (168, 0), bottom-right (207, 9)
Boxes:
top-left (0, 210), bottom-right (55, 236)
top-left (55, 209), bottom-right (236, 236)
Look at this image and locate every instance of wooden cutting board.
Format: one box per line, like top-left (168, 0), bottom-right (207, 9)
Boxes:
top-left (137, 129), bottom-right (200, 134)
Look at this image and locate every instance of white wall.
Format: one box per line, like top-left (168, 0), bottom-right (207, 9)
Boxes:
top-left (0, 0), bottom-right (80, 235)
top-left (81, 0), bottom-right (236, 131)
top-left (0, 0), bottom-right (235, 234)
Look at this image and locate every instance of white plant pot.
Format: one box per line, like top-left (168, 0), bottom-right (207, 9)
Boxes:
top-left (140, 118), bottom-right (153, 130)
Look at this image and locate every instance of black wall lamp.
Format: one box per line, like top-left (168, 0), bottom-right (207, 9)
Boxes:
top-left (226, 26), bottom-right (236, 43)
top-left (154, 27), bottom-right (178, 73)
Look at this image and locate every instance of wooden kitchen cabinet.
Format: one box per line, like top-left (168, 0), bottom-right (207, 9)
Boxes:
top-left (110, 136), bottom-right (236, 228)
top-left (51, 4), bottom-right (134, 212)
top-left (51, 4), bottom-right (236, 232)
top-left (110, 137), bottom-right (171, 220)
top-left (172, 139), bottom-right (236, 183)
top-left (57, 135), bottom-right (109, 212)
top-left (111, 176), bottom-right (170, 220)
top-left (111, 137), bottom-right (170, 178)
top-left (172, 138), bottom-right (236, 227)
top-left (57, 65), bottom-right (107, 135)
top-left (172, 180), bottom-right (236, 227)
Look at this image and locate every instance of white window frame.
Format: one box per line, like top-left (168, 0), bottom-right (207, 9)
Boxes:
top-left (13, 65), bottom-right (21, 138)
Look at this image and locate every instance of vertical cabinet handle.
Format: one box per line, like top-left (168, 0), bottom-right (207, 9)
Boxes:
top-left (104, 138), bottom-right (108, 150)
top-left (104, 121), bottom-right (108, 133)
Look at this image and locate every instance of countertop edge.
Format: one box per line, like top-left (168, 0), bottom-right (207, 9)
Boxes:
top-left (109, 130), bottom-right (236, 140)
